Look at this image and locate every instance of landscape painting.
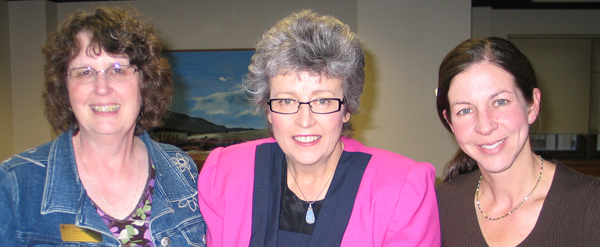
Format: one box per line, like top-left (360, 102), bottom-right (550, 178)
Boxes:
top-left (150, 49), bottom-right (269, 167)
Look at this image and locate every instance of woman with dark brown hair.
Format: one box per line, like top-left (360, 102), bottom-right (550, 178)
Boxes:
top-left (0, 6), bottom-right (206, 246)
top-left (436, 37), bottom-right (600, 246)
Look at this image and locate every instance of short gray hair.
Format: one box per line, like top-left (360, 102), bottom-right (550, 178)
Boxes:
top-left (244, 10), bottom-right (365, 136)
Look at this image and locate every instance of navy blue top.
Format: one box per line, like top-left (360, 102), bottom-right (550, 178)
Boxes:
top-left (250, 142), bottom-right (371, 247)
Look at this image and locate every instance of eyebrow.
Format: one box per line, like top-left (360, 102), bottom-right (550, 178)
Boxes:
top-left (490, 90), bottom-right (514, 99)
top-left (450, 90), bottom-right (516, 107)
top-left (451, 101), bottom-right (471, 107)
top-left (273, 89), bottom-right (336, 97)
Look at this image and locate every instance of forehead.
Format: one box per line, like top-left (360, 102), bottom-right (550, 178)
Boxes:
top-left (448, 62), bottom-right (519, 100)
top-left (269, 71), bottom-right (343, 95)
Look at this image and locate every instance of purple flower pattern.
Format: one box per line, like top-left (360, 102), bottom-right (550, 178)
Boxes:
top-left (96, 163), bottom-right (156, 247)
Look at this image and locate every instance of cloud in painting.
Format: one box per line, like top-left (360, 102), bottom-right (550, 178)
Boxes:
top-left (219, 77), bottom-right (234, 82)
top-left (190, 86), bottom-right (260, 118)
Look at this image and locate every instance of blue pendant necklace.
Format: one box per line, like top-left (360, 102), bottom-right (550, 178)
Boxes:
top-left (288, 165), bottom-right (335, 224)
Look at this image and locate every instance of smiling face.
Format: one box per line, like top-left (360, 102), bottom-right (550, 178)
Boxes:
top-left (67, 32), bottom-right (142, 137)
top-left (268, 71), bottom-right (350, 168)
top-left (444, 62), bottom-right (540, 173)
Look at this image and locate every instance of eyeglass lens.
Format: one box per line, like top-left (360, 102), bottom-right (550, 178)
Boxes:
top-left (269, 98), bottom-right (343, 114)
top-left (68, 64), bottom-right (135, 84)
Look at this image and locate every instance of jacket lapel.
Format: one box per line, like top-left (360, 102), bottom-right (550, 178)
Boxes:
top-left (308, 152), bottom-right (370, 246)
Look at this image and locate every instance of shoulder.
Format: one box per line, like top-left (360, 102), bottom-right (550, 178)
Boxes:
top-left (342, 137), bottom-right (436, 200)
top-left (1, 141), bottom-right (54, 171)
top-left (552, 162), bottom-right (600, 201)
top-left (436, 170), bottom-right (480, 200)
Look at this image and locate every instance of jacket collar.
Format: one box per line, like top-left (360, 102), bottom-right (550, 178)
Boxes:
top-left (41, 129), bottom-right (85, 215)
top-left (40, 129), bottom-right (197, 216)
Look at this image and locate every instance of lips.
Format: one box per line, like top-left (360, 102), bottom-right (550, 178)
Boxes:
top-left (294, 136), bottom-right (321, 143)
top-left (480, 139), bottom-right (505, 150)
top-left (91, 104), bottom-right (121, 112)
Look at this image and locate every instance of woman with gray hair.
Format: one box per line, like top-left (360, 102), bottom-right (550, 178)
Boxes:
top-left (198, 10), bottom-right (440, 246)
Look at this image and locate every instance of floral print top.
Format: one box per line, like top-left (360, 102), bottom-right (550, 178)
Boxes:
top-left (96, 161), bottom-right (156, 247)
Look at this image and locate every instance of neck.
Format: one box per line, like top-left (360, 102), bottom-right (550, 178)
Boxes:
top-left (286, 139), bottom-right (343, 201)
top-left (479, 152), bottom-right (542, 202)
top-left (287, 139), bottom-right (344, 178)
top-left (73, 131), bottom-right (139, 170)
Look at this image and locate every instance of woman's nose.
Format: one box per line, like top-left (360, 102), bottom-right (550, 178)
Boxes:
top-left (93, 71), bottom-right (113, 96)
top-left (295, 103), bottom-right (316, 128)
top-left (475, 109), bottom-right (498, 136)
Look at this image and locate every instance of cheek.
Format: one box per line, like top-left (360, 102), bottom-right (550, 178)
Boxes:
top-left (67, 84), bottom-right (85, 105)
top-left (268, 114), bottom-right (288, 133)
top-left (447, 119), bottom-right (473, 144)
top-left (323, 114), bottom-right (345, 131)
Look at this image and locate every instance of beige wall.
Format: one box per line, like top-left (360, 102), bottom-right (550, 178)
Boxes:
top-left (6, 1), bottom-right (54, 158)
top-left (354, 0), bottom-right (468, 176)
top-left (0, 0), bottom-right (15, 161)
top-left (2, 0), bottom-right (471, 177)
top-left (57, 0), bottom-right (359, 50)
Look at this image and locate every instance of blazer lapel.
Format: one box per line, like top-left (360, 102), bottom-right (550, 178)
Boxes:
top-left (251, 143), bottom-right (285, 247)
top-left (308, 152), bottom-right (371, 247)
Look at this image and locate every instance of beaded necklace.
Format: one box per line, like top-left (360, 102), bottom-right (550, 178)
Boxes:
top-left (476, 156), bottom-right (544, 221)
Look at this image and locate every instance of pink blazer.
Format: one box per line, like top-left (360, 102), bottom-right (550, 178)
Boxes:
top-left (198, 137), bottom-right (440, 246)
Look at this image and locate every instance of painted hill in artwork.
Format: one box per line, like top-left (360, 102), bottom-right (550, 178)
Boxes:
top-left (157, 111), bottom-right (227, 135)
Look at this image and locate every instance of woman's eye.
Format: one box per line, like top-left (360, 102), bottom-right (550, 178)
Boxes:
top-left (316, 99), bottom-right (330, 105)
top-left (281, 99), bottom-right (295, 105)
top-left (494, 99), bottom-right (508, 106)
top-left (457, 108), bottom-right (472, 115)
top-left (78, 70), bottom-right (94, 77)
top-left (112, 68), bottom-right (125, 74)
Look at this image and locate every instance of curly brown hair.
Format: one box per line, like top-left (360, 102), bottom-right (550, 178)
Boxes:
top-left (42, 6), bottom-right (173, 135)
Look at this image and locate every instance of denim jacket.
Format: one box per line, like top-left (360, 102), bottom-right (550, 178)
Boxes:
top-left (0, 129), bottom-right (206, 246)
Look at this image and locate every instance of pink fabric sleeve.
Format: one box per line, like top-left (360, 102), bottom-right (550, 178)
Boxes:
top-left (382, 162), bottom-right (441, 246)
top-left (198, 147), bottom-right (225, 247)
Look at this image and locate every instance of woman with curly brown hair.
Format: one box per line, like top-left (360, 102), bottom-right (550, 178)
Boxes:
top-left (0, 6), bottom-right (206, 246)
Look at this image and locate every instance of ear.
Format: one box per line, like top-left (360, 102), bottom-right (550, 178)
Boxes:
top-left (267, 110), bottom-right (273, 124)
top-left (443, 110), bottom-right (454, 133)
top-left (527, 88), bottom-right (541, 124)
top-left (343, 111), bottom-right (351, 123)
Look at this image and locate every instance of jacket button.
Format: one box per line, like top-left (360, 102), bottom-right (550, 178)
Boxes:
top-left (202, 234), bottom-right (207, 244)
top-left (160, 237), bottom-right (171, 246)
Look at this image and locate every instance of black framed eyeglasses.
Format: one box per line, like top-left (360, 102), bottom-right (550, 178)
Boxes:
top-left (67, 64), bottom-right (138, 85)
top-left (267, 98), bottom-right (346, 114)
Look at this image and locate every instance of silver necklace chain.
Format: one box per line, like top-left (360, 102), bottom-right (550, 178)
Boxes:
top-left (476, 156), bottom-right (544, 221)
top-left (288, 164), bottom-right (335, 224)
top-left (80, 139), bottom-right (142, 213)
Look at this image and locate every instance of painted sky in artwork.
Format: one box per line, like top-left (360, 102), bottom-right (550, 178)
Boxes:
top-left (165, 50), bottom-right (266, 129)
